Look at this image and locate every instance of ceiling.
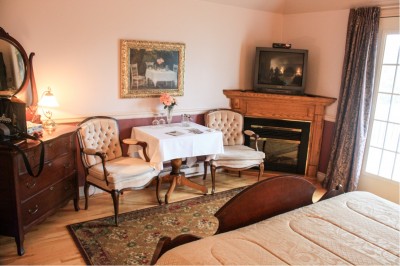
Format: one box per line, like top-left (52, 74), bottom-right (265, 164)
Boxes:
top-left (200, 0), bottom-right (399, 14)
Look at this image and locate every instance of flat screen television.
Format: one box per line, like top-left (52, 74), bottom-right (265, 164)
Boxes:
top-left (253, 47), bottom-right (308, 95)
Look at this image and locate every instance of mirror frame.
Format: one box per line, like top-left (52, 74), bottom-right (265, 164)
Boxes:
top-left (0, 27), bottom-right (31, 98)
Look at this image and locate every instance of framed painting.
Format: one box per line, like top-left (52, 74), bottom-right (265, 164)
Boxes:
top-left (120, 40), bottom-right (185, 98)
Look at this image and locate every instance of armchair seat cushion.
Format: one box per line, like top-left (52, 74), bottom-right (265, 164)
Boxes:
top-left (88, 157), bottom-right (158, 190)
top-left (215, 145), bottom-right (265, 160)
top-left (212, 145), bottom-right (265, 169)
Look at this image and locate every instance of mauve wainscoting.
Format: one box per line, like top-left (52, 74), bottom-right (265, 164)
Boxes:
top-left (318, 120), bottom-right (335, 174)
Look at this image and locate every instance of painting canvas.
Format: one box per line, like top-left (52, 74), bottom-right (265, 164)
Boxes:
top-left (120, 40), bottom-right (185, 98)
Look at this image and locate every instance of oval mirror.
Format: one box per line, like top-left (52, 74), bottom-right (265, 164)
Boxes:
top-left (0, 27), bottom-right (29, 98)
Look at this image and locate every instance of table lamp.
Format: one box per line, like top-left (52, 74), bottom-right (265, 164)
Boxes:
top-left (38, 87), bottom-right (59, 132)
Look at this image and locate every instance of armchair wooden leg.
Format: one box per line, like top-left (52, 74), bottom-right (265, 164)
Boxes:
top-left (211, 165), bottom-right (217, 194)
top-left (258, 162), bottom-right (265, 182)
top-left (111, 190), bottom-right (120, 226)
top-left (203, 161), bottom-right (209, 180)
top-left (84, 182), bottom-right (90, 210)
top-left (156, 176), bottom-right (162, 205)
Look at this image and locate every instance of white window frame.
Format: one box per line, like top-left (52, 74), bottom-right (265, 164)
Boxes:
top-left (361, 16), bottom-right (400, 184)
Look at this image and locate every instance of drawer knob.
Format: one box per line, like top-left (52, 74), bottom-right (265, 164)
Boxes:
top-left (28, 205), bottom-right (39, 215)
top-left (26, 180), bottom-right (37, 189)
top-left (49, 186), bottom-right (54, 191)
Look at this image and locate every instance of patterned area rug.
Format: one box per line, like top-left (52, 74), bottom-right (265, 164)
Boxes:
top-left (67, 187), bottom-right (244, 265)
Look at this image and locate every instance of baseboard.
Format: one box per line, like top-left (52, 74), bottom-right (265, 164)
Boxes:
top-left (78, 185), bottom-right (102, 198)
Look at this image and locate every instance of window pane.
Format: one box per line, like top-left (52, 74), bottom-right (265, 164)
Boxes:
top-left (365, 147), bottom-right (382, 175)
top-left (378, 66), bottom-right (396, 93)
top-left (370, 120), bottom-right (386, 148)
top-left (374, 93), bottom-right (391, 120)
top-left (394, 67), bottom-right (400, 94)
top-left (393, 156), bottom-right (400, 182)
top-left (378, 150), bottom-right (395, 178)
top-left (388, 94), bottom-right (400, 123)
top-left (364, 31), bottom-right (399, 181)
top-left (384, 123), bottom-right (400, 151)
top-left (382, 34), bottom-right (400, 64)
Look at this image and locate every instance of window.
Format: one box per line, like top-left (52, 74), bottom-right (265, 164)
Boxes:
top-left (363, 17), bottom-right (400, 182)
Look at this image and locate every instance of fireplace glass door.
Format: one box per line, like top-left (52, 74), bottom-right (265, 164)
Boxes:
top-left (244, 118), bottom-right (310, 174)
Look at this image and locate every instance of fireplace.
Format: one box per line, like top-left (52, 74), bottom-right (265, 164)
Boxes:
top-left (244, 118), bottom-right (310, 174)
top-left (223, 90), bottom-right (336, 177)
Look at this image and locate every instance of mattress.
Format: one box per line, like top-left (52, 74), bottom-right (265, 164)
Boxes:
top-left (156, 191), bottom-right (400, 265)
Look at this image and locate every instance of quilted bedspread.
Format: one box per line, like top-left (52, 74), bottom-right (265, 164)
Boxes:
top-left (157, 191), bottom-right (400, 265)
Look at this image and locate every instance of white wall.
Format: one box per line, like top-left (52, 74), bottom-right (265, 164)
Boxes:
top-left (282, 10), bottom-right (349, 121)
top-left (0, 0), bottom-right (282, 122)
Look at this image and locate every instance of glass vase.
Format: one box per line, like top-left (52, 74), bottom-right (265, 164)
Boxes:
top-left (166, 108), bottom-right (173, 125)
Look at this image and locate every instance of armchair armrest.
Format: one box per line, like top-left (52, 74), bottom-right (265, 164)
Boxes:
top-left (122, 138), bottom-right (150, 162)
top-left (83, 148), bottom-right (105, 157)
top-left (243, 130), bottom-right (260, 151)
top-left (82, 148), bottom-right (110, 185)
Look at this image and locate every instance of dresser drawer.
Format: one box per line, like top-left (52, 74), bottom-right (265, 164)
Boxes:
top-left (18, 154), bottom-right (76, 202)
top-left (21, 175), bottom-right (75, 227)
top-left (44, 133), bottom-right (74, 161)
top-left (17, 134), bottom-right (74, 175)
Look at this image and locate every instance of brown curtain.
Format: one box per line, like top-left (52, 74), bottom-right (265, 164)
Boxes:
top-left (323, 7), bottom-right (380, 192)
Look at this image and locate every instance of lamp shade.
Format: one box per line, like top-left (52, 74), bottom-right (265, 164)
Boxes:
top-left (38, 90), bottom-right (59, 107)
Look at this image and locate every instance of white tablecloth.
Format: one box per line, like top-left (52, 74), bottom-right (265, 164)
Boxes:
top-left (128, 122), bottom-right (224, 170)
top-left (146, 69), bottom-right (177, 85)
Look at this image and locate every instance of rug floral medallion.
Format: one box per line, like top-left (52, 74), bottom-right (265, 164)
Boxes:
top-left (68, 187), bottom-right (244, 265)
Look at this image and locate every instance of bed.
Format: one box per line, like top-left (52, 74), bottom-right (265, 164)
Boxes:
top-left (152, 175), bottom-right (400, 265)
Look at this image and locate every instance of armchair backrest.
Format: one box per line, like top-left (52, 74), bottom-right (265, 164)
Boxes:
top-left (77, 116), bottom-right (122, 168)
top-left (205, 109), bottom-right (244, 146)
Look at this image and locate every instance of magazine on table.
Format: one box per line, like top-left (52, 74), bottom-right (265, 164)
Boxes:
top-left (165, 130), bottom-right (185, 136)
top-left (186, 128), bottom-right (203, 134)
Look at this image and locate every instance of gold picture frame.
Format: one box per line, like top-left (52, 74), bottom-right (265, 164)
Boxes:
top-left (120, 40), bottom-right (185, 98)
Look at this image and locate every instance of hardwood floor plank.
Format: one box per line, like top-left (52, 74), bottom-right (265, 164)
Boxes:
top-left (0, 172), bottom-right (324, 265)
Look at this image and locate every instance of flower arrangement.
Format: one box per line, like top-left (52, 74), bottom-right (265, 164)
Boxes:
top-left (160, 93), bottom-right (177, 111)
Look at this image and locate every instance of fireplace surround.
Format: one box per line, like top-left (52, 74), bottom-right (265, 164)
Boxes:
top-left (223, 90), bottom-right (336, 177)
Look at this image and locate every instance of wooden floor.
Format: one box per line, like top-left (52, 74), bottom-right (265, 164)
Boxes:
top-left (0, 171), bottom-right (325, 265)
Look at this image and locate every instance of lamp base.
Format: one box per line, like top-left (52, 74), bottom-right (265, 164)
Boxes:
top-left (43, 119), bottom-right (56, 133)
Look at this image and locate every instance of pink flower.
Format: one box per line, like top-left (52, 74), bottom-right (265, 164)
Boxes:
top-left (156, 58), bottom-right (164, 65)
top-left (160, 93), bottom-right (177, 109)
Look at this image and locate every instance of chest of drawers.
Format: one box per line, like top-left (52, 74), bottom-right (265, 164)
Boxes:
top-left (0, 125), bottom-right (79, 255)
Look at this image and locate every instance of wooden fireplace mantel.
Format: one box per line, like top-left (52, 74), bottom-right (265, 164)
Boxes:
top-left (223, 90), bottom-right (336, 177)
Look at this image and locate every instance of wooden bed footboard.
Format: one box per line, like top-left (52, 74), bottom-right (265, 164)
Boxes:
top-left (150, 234), bottom-right (201, 265)
top-left (215, 175), bottom-right (315, 234)
top-left (151, 175), bottom-right (344, 265)
top-left (319, 184), bottom-right (344, 201)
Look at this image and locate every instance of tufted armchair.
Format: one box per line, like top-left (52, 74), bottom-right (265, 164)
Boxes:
top-left (76, 116), bottom-right (160, 226)
top-left (203, 109), bottom-right (265, 193)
